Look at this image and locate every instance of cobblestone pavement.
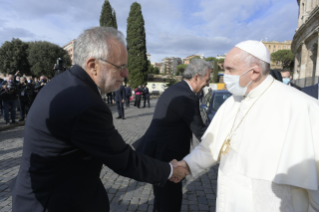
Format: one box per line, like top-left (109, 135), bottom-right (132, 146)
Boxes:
top-left (0, 98), bottom-right (218, 212)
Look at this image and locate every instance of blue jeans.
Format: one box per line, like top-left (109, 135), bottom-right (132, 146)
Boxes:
top-left (3, 99), bottom-right (17, 123)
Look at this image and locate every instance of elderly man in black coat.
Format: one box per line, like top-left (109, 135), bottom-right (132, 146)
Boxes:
top-left (10, 27), bottom-right (188, 212)
top-left (136, 59), bottom-right (210, 212)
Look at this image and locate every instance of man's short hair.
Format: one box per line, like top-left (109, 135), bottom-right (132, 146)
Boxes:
top-left (74, 27), bottom-right (126, 69)
top-left (183, 59), bottom-right (212, 80)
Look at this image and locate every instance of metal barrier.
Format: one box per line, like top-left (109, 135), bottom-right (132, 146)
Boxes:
top-left (292, 77), bottom-right (319, 88)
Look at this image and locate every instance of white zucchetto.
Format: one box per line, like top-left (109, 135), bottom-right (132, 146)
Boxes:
top-left (235, 40), bottom-right (271, 64)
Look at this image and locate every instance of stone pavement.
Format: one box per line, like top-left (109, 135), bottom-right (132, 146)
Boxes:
top-left (0, 98), bottom-right (219, 212)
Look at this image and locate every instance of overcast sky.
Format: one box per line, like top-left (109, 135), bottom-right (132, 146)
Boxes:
top-left (0, 0), bottom-right (299, 63)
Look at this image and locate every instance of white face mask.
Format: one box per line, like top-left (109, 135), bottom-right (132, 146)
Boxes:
top-left (224, 67), bottom-right (255, 96)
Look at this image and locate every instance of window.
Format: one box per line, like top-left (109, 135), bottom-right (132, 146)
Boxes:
top-left (152, 84), bottom-right (156, 89)
top-left (269, 45), bottom-right (271, 48)
top-left (283, 46), bottom-right (286, 49)
top-left (274, 45), bottom-right (276, 48)
top-left (288, 46), bottom-right (290, 49)
top-left (276, 61), bottom-right (280, 65)
top-left (279, 46), bottom-right (281, 49)
top-left (273, 50), bottom-right (276, 53)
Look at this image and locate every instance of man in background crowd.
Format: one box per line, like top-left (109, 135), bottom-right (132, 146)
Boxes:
top-left (0, 75), bottom-right (18, 124)
top-left (134, 85), bottom-right (143, 108)
top-left (280, 69), bottom-right (301, 90)
top-left (125, 84), bottom-right (132, 107)
top-left (34, 75), bottom-right (47, 94)
top-left (18, 77), bottom-right (34, 121)
top-left (113, 84), bottom-right (126, 119)
top-left (142, 84), bottom-right (150, 108)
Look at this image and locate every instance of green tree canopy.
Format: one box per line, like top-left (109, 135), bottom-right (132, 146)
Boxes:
top-left (271, 50), bottom-right (294, 69)
top-left (190, 56), bottom-right (201, 62)
top-left (205, 57), bottom-right (217, 62)
top-left (28, 41), bottom-right (71, 78)
top-left (100, 0), bottom-right (117, 28)
top-left (154, 67), bottom-right (160, 74)
top-left (218, 58), bottom-right (225, 64)
top-left (0, 38), bottom-right (30, 75)
top-left (213, 60), bottom-right (219, 83)
top-left (126, 2), bottom-right (148, 88)
top-left (112, 10), bottom-right (118, 29)
top-left (176, 64), bottom-right (187, 75)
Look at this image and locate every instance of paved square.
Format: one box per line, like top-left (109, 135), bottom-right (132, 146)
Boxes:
top-left (0, 99), bottom-right (218, 212)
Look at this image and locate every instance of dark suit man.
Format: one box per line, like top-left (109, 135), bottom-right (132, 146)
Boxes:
top-left (142, 84), bottom-right (150, 108)
top-left (10, 27), bottom-right (187, 212)
top-left (113, 84), bottom-right (126, 119)
top-left (280, 69), bottom-right (302, 90)
top-left (125, 84), bottom-right (132, 107)
top-left (136, 59), bottom-right (211, 212)
top-left (302, 83), bottom-right (318, 99)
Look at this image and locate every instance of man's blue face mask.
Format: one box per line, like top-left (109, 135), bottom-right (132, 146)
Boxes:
top-left (283, 78), bottom-right (290, 85)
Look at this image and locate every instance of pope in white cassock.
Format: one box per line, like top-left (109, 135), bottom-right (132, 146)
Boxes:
top-left (172, 40), bottom-right (319, 212)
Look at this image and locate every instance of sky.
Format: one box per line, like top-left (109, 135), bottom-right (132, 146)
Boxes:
top-left (0, 0), bottom-right (299, 63)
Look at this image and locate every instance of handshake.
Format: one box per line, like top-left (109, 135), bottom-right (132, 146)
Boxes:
top-left (169, 159), bottom-right (190, 183)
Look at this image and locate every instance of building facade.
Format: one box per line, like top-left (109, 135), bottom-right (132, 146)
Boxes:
top-left (183, 54), bottom-right (205, 65)
top-left (262, 40), bottom-right (292, 70)
top-left (291, 0), bottom-right (319, 87)
top-left (160, 57), bottom-right (182, 74)
top-left (62, 39), bottom-right (75, 65)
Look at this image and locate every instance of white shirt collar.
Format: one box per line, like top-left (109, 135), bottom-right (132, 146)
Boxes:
top-left (184, 80), bottom-right (194, 92)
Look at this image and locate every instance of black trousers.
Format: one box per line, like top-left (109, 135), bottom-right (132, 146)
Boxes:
top-left (19, 100), bottom-right (30, 119)
top-left (125, 96), bottom-right (130, 107)
top-left (116, 101), bottom-right (124, 118)
top-left (143, 95), bottom-right (150, 108)
top-left (153, 180), bottom-right (182, 212)
top-left (107, 93), bottom-right (113, 104)
top-left (134, 95), bottom-right (141, 108)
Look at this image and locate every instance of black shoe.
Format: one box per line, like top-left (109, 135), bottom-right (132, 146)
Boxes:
top-left (122, 117), bottom-right (125, 120)
top-left (19, 118), bottom-right (24, 121)
top-left (116, 117), bottom-right (122, 119)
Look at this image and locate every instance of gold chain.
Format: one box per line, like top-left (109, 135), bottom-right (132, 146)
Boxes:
top-left (218, 78), bottom-right (275, 160)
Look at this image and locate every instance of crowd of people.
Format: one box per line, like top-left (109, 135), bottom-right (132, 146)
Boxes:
top-left (106, 83), bottom-right (150, 119)
top-left (0, 71), bottom-right (48, 124)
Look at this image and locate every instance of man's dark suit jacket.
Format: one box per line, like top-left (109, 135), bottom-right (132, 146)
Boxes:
top-left (125, 86), bottom-right (132, 97)
top-left (136, 80), bottom-right (207, 162)
top-left (10, 65), bottom-right (170, 212)
top-left (113, 84), bottom-right (126, 102)
top-left (302, 83), bottom-right (318, 99)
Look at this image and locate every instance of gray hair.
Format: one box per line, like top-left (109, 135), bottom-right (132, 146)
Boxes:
top-left (183, 59), bottom-right (212, 79)
top-left (74, 27), bottom-right (126, 68)
top-left (239, 51), bottom-right (270, 75)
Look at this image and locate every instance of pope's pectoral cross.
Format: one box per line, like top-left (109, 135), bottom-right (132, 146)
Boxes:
top-left (221, 138), bottom-right (231, 155)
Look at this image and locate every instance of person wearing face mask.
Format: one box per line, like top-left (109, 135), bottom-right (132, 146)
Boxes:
top-left (34, 75), bottom-right (48, 94)
top-left (280, 69), bottom-right (301, 90)
top-left (134, 59), bottom-right (210, 212)
top-left (18, 77), bottom-right (34, 121)
top-left (172, 40), bottom-right (319, 211)
top-left (0, 74), bottom-right (18, 124)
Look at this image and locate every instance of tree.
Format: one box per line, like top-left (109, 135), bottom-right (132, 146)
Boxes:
top-left (176, 64), bottom-right (187, 75)
top-left (190, 56), bottom-right (201, 62)
top-left (100, 0), bottom-right (116, 28)
top-left (205, 57), bottom-right (217, 62)
top-left (271, 50), bottom-right (294, 69)
top-left (126, 2), bottom-right (148, 89)
top-left (154, 67), bottom-right (160, 74)
top-left (0, 38), bottom-right (30, 75)
top-left (213, 60), bottom-right (219, 83)
top-left (28, 41), bottom-right (72, 78)
top-left (112, 10), bottom-right (118, 29)
top-left (218, 58), bottom-right (224, 64)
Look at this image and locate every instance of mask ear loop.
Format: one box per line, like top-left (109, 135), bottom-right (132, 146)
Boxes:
top-left (239, 66), bottom-right (256, 88)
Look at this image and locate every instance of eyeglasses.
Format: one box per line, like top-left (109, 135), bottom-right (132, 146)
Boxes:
top-left (99, 59), bottom-right (127, 72)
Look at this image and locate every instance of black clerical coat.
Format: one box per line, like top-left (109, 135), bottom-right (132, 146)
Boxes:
top-left (10, 65), bottom-right (170, 212)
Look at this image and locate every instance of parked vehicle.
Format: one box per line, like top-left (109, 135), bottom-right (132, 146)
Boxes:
top-left (200, 89), bottom-right (232, 126)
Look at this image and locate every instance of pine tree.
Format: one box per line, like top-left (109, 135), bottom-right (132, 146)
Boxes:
top-left (126, 2), bottom-right (148, 89)
top-left (112, 10), bottom-right (118, 29)
top-left (100, 0), bottom-right (114, 27)
top-left (213, 60), bottom-right (219, 83)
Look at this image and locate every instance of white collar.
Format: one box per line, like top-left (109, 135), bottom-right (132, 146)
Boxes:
top-left (184, 80), bottom-right (194, 92)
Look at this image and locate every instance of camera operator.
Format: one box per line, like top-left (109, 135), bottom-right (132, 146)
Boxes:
top-left (18, 77), bottom-right (34, 121)
top-left (0, 75), bottom-right (18, 124)
top-left (34, 75), bottom-right (47, 94)
top-left (53, 58), bottom-right (66, 77)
